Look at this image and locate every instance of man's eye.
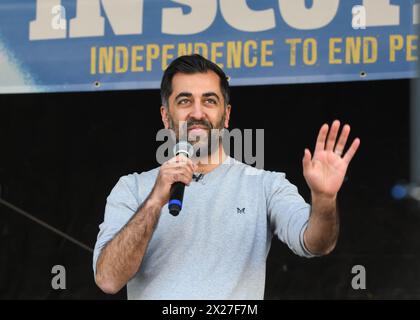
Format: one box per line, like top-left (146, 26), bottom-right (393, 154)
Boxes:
top-left (205, 99), bottom-right (217, 104)
top-left (178, 99), bottom-right (190, 105)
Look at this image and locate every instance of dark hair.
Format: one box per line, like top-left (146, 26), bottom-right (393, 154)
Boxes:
top-left (160, 54), bottom-right (230, 108)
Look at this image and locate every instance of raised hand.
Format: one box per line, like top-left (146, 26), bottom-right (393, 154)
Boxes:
top-left (303, 120), bottom-right (360, 198)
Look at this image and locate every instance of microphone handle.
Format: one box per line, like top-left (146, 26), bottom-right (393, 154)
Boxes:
top-left (168, 182), bottom-right (185, 216)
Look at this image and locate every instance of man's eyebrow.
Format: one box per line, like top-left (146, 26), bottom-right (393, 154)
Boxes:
top-left (202, 92), bottom-right (221, 101)
top-left (174, 92), bottom-right (192, 101)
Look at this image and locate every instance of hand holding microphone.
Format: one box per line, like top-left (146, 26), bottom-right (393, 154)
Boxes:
top-left (149, 142), bottom-right (195, 216)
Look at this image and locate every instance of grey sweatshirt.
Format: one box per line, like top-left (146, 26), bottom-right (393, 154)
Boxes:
top-left (93, 157), bottom-right (315, 299)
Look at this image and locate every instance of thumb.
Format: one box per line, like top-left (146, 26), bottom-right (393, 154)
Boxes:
top-left (302, 148), bottom-right (312, 171)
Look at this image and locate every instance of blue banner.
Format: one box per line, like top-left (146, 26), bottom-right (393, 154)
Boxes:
top-left (0, 0), bottom-right (418, 94)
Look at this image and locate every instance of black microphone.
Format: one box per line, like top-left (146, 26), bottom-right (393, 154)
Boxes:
top-left (168, 141), bottom-right (194, 216)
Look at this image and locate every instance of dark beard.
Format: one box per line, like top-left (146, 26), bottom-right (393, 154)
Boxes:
top-left (168, 113), bottom-right (226, 158)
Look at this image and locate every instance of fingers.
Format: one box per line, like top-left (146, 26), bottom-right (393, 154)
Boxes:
top-left (167, 155), bottom-right (192, 165)
top-left (314, 123), bottom-right (329, 155)
top-left (326, 120), bottom-right (340, 151)
top-left (169, 168), bottom-right (193, 185)
top-left (165, 161), bottom-right (195, 173)
top-left (343, 138), bottom-right (361, 164)
top-left (161, 167), bottom-right (193, 185)
top-left (165, 155), bottom-right (196, 171)
top-left (162, 155), bottom-right (195, 185)
top-left (334, 124), bottom-right (350, 156)
top-left (302, 148), bottom-right (312, 172)
top-left (315, 120), bottom-right (352, 156)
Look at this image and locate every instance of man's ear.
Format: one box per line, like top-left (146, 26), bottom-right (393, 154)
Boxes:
top-left (160, 106), bottom-right (170, 129)
top-left (224, 104), bottom-right (231, 128)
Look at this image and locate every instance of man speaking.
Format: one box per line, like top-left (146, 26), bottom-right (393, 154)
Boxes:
top-left (93, 54), bottom-right (360, 299)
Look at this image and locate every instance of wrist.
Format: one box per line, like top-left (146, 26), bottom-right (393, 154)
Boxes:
top-left (311, 191), bottom-right (337, 203)
top-left (311, 192), bottom-right (337, 213)
top-left (145, 193), bottom-right (165, 209)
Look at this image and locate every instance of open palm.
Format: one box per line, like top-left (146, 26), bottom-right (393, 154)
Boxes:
top-left (303, 120), bottom-right (360, 197)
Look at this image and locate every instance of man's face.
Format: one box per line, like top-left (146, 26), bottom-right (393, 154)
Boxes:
top-left (160, 71), bottom-right (231, 155)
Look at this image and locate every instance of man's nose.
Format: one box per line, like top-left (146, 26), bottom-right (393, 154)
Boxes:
top-left (189, 101), bottom-right (205, 119)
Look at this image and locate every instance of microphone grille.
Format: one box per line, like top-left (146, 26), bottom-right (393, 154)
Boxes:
top-left (173, 141), bottom-right (194, 158)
